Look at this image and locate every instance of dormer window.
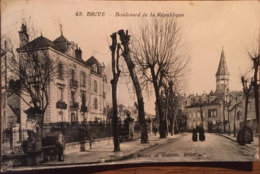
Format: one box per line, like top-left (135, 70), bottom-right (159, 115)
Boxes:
top-left (92, 64), bottom-right (98, 73)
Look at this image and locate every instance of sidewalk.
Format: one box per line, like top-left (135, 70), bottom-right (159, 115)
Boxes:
top-left (40, 133), bottom-right (181, 166)
top-left (217, 133), bottom-right (259, 160)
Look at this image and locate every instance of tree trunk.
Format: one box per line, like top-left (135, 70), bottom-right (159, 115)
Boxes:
top-left (110, 32), bottom-right (120, 152)
top-left (200, 106), bottom-right (203, 129)
top-left (244, 96), bottom-right (249, 126)
top-left (123, 58), bottom-right (148, 143)
top-left (253, 58), bottom-right (259, 124)
top-left (111, 81), bottom-right (120, 152)
top-left (169, 118), bottom-right (174, 135)
top-left (223, 103), bottom-right (226, 133)
top-left (155, 89), bottom-right (167, 138)
top-left (228, 110), bottom-right (230, 134)
top-left (118, 30), bottom-right (148, 143)
top-left (234, 106), bottom-right (237, 137)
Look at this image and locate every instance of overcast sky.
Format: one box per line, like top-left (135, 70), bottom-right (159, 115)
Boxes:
top-left (2, 0), bottom-right (259, 114)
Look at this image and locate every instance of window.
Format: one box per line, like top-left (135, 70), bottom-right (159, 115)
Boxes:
top-left (208, 109), bottom-right (217, 117)
top-left (57, 87), bottom-right (64, 101)
top-left (94, 98), bottom-right (98, 110)
top-left (58, 111), bottom-right (63, 122)
top-left (94, 80), bottom-right (97, 92)
top-left (81, 92), bottom-right (86, 106)
top-left (80, 72), bottom-right (86, 87)
top-left (71, 91), bottom-right (75, 103)
top-left (57, 63), bottom-right (63, 79)
top-left (92, 64), bottom-right (98, 73)
top-left (71, 69), bottom-right (75, 80)
top-left (71, 113), bottom-right (78, 123)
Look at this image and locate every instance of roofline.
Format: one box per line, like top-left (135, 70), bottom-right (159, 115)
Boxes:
top-left (186, 102), bottom-right (221, 108)
top-left (17, 46), bottom-right (92, 71)
top-left (90, 71), bottom-right (102, 77)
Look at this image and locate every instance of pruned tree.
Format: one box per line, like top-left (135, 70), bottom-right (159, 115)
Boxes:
top-left (241, 76), bottom-right (254, 125)
top-left (110, 32), bottom-right (121, 152)
top-left (117, 30), bottom-right (148, 144)
top-left (131, 18), bottom-right (189, 138)
top-left (247, 49), bottom-right (259, 124)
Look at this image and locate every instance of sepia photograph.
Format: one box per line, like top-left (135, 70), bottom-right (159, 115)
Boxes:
top-left (1, 0), bottom-right (259, 172)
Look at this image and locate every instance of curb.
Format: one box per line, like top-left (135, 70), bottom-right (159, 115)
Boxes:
top-left (104, 142), bottom-right (159, 163)
top-left (216, 133), bottom-right (256, 150)
top-left (216, 133), bottom-right (237, 143)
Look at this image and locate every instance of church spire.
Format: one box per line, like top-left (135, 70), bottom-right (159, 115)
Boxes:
top-left (216, 47), bottom-right (229, 76)
top-left (215, 47), bottom-right (230, 96)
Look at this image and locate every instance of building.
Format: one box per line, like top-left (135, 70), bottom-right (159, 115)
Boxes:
top-left (16, 24), bottom-right (109, 141)
top-left (185, 48), bottom-right (257, 133)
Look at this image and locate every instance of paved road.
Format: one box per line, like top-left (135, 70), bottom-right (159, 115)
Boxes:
top-left (123, 133), bottom-right (257, 162)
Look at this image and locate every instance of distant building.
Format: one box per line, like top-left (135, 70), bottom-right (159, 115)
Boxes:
top-left (185, 48), bottom-right (257, 133)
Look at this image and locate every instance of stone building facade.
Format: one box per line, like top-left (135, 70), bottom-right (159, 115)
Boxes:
top-left (16, 25), bottom-right (109, 140)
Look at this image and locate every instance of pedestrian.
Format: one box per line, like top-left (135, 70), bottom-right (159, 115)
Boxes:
top-left (192, 128), bottom-right (197, 142)
top-left (153, 126), bottom-right (158, 136)
top-left (56, 131), bottom-right (65, 161)
top-left (198, 126), bottom-right (205, 141)
top-left (179, 127), bottom-right (183, 134)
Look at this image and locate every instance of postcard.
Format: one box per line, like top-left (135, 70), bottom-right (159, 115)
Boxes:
top-left (1, 0), bottom-right (259, 172)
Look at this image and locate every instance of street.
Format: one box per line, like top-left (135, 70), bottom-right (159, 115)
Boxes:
top-left (122, 133), bottom-right (257, 163)
top-left (39, 132), bottom-right (258, 167)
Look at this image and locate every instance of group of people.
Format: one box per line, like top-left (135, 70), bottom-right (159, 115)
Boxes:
top-left (192, 125), bottom-right (205, 142)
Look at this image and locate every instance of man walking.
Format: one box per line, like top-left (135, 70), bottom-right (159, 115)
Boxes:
top-left (56, 131), bottom-right (65, 161)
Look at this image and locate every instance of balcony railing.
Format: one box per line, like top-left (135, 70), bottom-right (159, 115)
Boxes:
top-left (70, 102), bottom-right (79, 109)
top-left (56, 101), bottom-right (67, 109)
top-left (80, 105), bottom-right (88, 112)
top-left (70, 79), bottom-right (78, 88)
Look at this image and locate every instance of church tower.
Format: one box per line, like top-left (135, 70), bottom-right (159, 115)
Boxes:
top-left (215, 47), bottom-right (230, 96)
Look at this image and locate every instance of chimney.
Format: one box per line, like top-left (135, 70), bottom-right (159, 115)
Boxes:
top-left (18, 24), bottom-right (29, 47)
top-left (75, 47), bottom-right (82, 59)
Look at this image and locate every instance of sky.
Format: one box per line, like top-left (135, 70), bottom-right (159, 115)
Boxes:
top-left (1, 0), bottom-right (260, 114)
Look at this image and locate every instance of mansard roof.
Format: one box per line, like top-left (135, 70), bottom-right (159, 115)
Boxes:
top-left (216, 47), bottom-right (230, 76)
top-left (86, 56), bottom-right (102, 75)
top-left (85, 56), bottom-right (100, 65)
top-left (17, 34), bottom-right (101, 70)
top-left (17, 36), bottom-right (59, 51)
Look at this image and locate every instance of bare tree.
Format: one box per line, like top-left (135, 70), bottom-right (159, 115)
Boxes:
top-left (227, 96), bottom-right (242, 137)
top-left (247, 49), bottom-right (259, 124)
top-left (131, 18), bottom-right (189, 138)
top-left (8, 48), bottom-right (58, 133)
top-left (110, 33), bottom-right (121, 152)
top-left (226, 95), bottom-right (234, 134)
top-left (241, 76), bottom-right (254, 125)
top-left (117, 30), bottom-right (148, 144)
